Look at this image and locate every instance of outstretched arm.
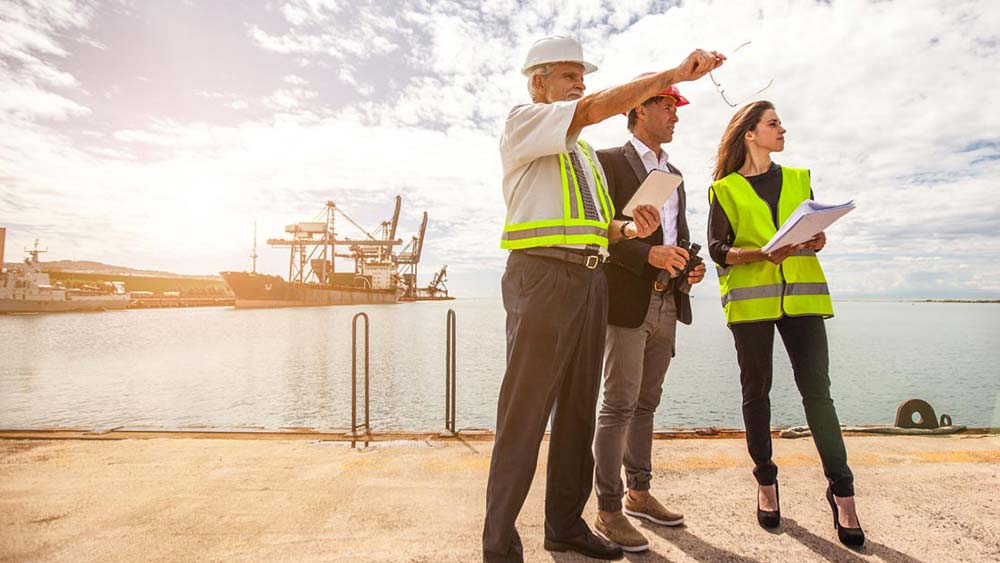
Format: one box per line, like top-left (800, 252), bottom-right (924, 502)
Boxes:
top-left (568, 49), bottom-right (725, 138)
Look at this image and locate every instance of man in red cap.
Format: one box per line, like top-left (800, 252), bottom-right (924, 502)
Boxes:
top-left (591, 79), bottom-right (707, 552)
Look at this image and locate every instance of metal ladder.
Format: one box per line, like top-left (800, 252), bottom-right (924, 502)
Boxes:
top-left (346, 308), bottom-right (460, 443)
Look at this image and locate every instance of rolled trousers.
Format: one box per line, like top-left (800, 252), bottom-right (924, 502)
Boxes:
top-left (482, 252), bottom-right (608, 563)
top-left (730, 314), bottom-right (855, 497)
top-left (594, 291), bottom-right (677, 512)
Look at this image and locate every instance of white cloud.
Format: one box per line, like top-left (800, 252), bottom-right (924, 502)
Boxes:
top-left (23, 59), bottom-right (77, 87)
top-left (264, 87), bottom-right (318, 110)
top-left (0, 0), bottom-right (93, 121)
top-left (0, 76), bottom-right (90, 120)
top-left (280, 0), bottom-right (344, 25)
top-left (196, 91), bottom-right (253, 111)
top-left (280, 4), bottom-right (310, 26)
top-left (0, 0), bottom-right (95, 56)
top-left (249, 1), bottom-right (406, 61)
top-left (336, 66), bottom-right (356, 86)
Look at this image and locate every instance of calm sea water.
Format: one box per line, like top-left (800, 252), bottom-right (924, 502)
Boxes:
top-left (1, 299), bottom-right (997, 431)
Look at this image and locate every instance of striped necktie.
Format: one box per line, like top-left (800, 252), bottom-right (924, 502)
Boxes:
top-left (568, 151), bottom-right (600, 221)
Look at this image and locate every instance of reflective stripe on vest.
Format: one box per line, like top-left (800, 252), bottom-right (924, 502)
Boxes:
top-left (501, 140), bottom-right (615, 250)
top-left (720, 281), bottom-right (831, 307)
top-left (710, 166), bottom-right (834, 324)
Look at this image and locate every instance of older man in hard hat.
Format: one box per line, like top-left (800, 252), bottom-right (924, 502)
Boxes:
top-left (483, 36), bottom-right (723, 562)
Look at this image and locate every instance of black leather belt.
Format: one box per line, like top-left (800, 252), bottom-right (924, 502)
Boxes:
top-left (518, 247), bottom-right (603, 269)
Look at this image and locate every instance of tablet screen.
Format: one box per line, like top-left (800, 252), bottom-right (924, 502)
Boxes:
top-left (622, 170), bottom-right (683, 217)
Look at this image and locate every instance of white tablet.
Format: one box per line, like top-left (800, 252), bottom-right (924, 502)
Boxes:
top-left (621, 170), bottom-right (682, 217)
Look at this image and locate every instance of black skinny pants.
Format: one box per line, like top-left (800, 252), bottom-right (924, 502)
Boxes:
top-left (730, 314), bottom-right (855, 497)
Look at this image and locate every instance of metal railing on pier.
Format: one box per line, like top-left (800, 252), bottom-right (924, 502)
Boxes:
top-left (345, 308), bottom-right (461, 445)
top-left (350, 312), bottom-right (371, 448)
top-left (443, 308), bottom-right (457, 436)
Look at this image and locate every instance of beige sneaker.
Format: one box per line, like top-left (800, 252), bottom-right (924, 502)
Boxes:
top-left (624, 493), bottom-right (685, 526)
top-left (594, 511), bottom-right (649, 553)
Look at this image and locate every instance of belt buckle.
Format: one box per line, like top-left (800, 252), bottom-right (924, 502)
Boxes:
top-left (585, 255), bottom-right (600, 269)
top-left (653, 280), bottom-right (668, 292)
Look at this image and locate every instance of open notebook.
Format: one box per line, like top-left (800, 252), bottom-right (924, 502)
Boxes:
top-left (762, 200), bottom-right (856, 253)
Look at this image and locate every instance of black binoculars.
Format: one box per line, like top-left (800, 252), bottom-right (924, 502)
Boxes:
top-left (656, 238), bottom-right (703, 295)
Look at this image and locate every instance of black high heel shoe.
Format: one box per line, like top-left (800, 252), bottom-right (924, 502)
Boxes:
top-left (826, 487), bottom-right (865, 547)
top-left (756, 481), bottom-right (780, 529)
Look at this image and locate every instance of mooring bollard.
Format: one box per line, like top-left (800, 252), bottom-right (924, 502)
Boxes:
top-left (350, 312), bottom-right (371, 448)
top-left (895, 398), bottom-right (939, 429)
top-left (443, 308), bottom-right (457, 436)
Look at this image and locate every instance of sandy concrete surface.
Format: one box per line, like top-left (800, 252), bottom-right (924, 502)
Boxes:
top-left (2, 435), bottom-right (998, 563)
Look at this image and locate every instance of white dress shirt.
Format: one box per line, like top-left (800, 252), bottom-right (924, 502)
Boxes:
top-left (629, 136), bottom-right (679, 245)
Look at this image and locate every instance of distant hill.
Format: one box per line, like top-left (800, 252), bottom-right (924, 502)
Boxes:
top-left (3, 260), bottom-right (221, 280)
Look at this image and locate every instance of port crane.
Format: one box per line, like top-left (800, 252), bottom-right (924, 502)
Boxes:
top-left (266, 200), bottom-right (401, 290)
top-left (397, 211), bottom-right (428, 298)
top-left (427, 265), bottom-right (450, 297)
top-left (261, 196), bottom-right (448, 298)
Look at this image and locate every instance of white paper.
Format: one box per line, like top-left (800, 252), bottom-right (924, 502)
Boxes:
top-left (622, 170), bottom-right (683, 217)
top-left (761, 199), bottom-right (856, 253)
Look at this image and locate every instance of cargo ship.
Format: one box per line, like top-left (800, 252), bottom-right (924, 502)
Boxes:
top-left (0, 237), bottom-right (130, 313)
top-left (221, 197), bottom-right (451, 309)
top-left (219, 271), bottom-right (400, 308)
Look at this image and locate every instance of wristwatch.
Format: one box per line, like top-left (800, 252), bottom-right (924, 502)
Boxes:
top-left (620, 221), bottom-right (638, 239)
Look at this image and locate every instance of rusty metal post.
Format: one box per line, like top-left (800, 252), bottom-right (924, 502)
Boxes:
top-left (351, 312), bottom-right (370, 447)
top-left (444, 309), bottom-right (457, 435)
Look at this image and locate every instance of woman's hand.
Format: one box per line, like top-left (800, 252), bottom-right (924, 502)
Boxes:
top-left (801, 231), bottom-right (826, 251)
top-left (765, 244), bottom-right (799, 264)
top-left (632, 204), bottom-right (661, 239)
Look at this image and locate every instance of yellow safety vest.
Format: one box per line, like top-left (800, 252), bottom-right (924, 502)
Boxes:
top-left (709, 166), bottom-right (834, 325)
top-left (501, 140), bottom-right (615, 249)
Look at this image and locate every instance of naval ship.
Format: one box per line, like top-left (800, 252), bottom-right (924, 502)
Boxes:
top-left (221, 196), bottom-right (451, 309)
top-left (0, 238), bottom-right (130, 313)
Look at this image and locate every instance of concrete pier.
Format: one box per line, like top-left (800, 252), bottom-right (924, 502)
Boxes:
top-left (2, 433), bottom-right (998, 562)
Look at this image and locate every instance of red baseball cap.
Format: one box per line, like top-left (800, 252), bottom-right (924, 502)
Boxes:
top-left (624, 72), bottom-right (690, 115)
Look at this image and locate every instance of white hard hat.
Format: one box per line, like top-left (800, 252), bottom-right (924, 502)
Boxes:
top-left (521, 35), bottom-right (598, 77)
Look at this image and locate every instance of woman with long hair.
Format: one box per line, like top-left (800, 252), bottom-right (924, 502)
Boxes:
top-left (707, 100), bottom-right (864, 546)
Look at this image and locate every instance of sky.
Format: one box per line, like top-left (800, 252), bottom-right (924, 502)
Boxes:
top-left (1, 0), bottom-right (999, 299)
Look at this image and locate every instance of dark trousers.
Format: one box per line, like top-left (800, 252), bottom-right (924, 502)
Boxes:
top-left (730, 314), bottom-right (855, 497)
top-left (482, 252), bottom-right (608, 563)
